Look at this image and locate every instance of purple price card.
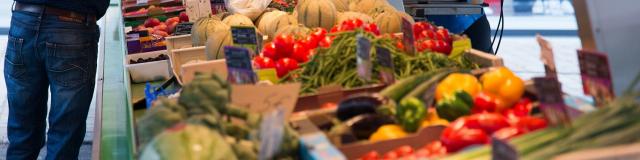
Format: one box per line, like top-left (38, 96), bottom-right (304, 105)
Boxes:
top-left (577, 49), bottom-right (614, 107)
top-left (356, 34), bottom-right (372, 81)
top-left (224, 46), bottom-right (257, 84)
top-left (376, 46), bottom-right (395, 85)
top-left (401, 17), bottom-right (416, 55)
top-left (533, 77), bottom-right (570, 125)
top-left (491, 136), bottom-right (518, 160)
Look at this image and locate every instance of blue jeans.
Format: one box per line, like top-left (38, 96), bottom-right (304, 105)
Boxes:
top-left (5, 10), bottom-right (99, 160)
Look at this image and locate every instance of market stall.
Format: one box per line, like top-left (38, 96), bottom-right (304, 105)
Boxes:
top-left (91, 0), bottom-right (640, 159)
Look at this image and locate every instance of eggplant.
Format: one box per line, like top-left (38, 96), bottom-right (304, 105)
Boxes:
top-left (344, 114), bottom-right (395, 140)
top-left (336, 94), bottom-right (387, 121)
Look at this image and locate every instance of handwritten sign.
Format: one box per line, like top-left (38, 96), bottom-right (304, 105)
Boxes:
top-left (536, 34), bottom-right (557, 77)
top-left (356, 35), bottom-right (372, 81)
top-left (230, 83), bottom-right (301, 119)
top-left (577, 49), bottom-right (614, 107)
top-left (534, 77), bottom-right (570, 126)
top-left (401, 17), bottom-right (416, 55)
top-left (224, 46), bottom-right (257, 84)
top-left (184, 0), bottom-right (212, 22)
top-left (376, 46), bottom-right (395, 84)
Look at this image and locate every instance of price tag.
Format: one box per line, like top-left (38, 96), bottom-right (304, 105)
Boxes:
top-left (224, 46), bottom-right (257, 84)
top-left (173, 22), bottom-right (194, 36)
top-left (577, 49), bottom-right (614, 107)
top-left (259, 108), bottom-right (286, 160)
top-left (136, 0), bottom-right (148, 5)
top-left (256, 68), bottom-right (279, 84)
top-left (491, 136), bottom-right (518, 160)
top-left (231, 26), bottom-right (259, 54)
top-left (449, 38), bottom-right (472, 58)
top-left (534, 77), bottom-right (570, 126)
top-left (401, 17), bottom-right (416, 55)
top-left (356, 35), bottom-right (372, 81)
top-left (536, 34), bottom-right (557, 77)
top-left (184, 0), bottom-right (212, 22)
top-left (375, 46), bottom-right (395, 84)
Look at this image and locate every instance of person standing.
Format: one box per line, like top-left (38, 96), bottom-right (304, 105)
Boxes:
top-left (5, 0), bottom-right (108, 159)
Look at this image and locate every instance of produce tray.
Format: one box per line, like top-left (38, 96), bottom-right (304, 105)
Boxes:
top-left (168, 46), bottom-right (207, 84)
top-left (126, 50), bottom-right (173, 83)
top-left (294, 49), bottom-right (503, 112)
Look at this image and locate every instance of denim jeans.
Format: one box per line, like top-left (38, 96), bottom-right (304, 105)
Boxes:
top-left (4, 10), bottom-right (99, 160)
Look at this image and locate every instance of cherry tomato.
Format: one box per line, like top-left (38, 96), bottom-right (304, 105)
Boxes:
top-left (394, 145), bottom-right (414, 157)
top-left (395, 40), bottom-right (404, 50)
top-left (351, 18), bottom-right (364, 28)
top-left (292, 42), bottom-right (310, 63)
top-left (273, 34), bottom-right (296, 58)
top-left (262, 42), bottom-right (278, 60)
top-left (436, 28), bottom-right (451, 42)
top-left (310, 27), bottom-right (327, 41)
top-left (414, 148), bottom-right (430, 158)
top-left (420, 30), bottom-right (438, 40)
top-left (413, 22), bottom-right (434, 34)
top-left (363, 23), bottom-right (380, 35)
top-left (417, 40), bottom-right (437, 52)
top-left (340, 20), bottom-right (356, 31)
top-left (318, 36), bottom-right (333, 48)
top-left (382, 151), bottom-right (399, 160)
top-left (252, 55), bottom-right (276, 69)
top-left (330, 25), bottom-right (340, 33)
top-left (275, 58), bottom-right (298, 77)
top-left (423, 141), bottom-right (447, 158)
top-left (360, 151), bottom-right (380, 160)
top-left (436, 40), bottom-right (451, 55)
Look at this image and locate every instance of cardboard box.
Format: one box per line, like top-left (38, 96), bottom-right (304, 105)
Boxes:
top-left (180, 59), bottom-right (228, 84)
top-left (126, 50), bottom-right (173, 83)
top-left (168, 46), bottom-right (207, 83)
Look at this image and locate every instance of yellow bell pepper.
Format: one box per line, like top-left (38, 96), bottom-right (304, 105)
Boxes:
top-left (369, 125), bottom-right (408, 142)
top-left (480, 67), bottom-right (525, 107)
top-left (435, 73), bottom-right (482, 102)
top-left (421, 108), bottom-right (450, 128)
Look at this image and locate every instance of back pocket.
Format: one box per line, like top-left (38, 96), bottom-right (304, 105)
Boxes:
top-left (46, 42), bottom-right (90, 87)
top-left (4, 36), bottom-right (26, 79)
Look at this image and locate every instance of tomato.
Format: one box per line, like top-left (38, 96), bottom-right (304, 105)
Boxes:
top-left (262, 42), bottom-right (278, 60)
top-left (423, 141), bottom-right (447, 157)
top-left (275, 58), bottom-right (298, 77)
top-left (419, 30), bottom-right (438, 41)
top-left (382, 151), bottom-right (399, 160)
top-left (395, 40), bottom-right (404, 50)
top-left (363, 23), bottom-right (380, 35)
top-left (351, 18), bottom-right (364, 28)
top-left (394, 145), bottom-right (414, 157)
top-left (493, 126), bottom-right (526, 140)
top-left (330, 25), bottom-right (341, 33)
top-left (414, 148), bottom-right (430, 158)
top-left (252, 55), bottom-right (276, 69)
top-left (273, 34), bottom-right (296, 58)
top-left (340, 20), bottom-right (356, 31)
top-left (436, 28), bottom-right (451, 42)
top-left (513, 116), bottom-right (547, 131)
top-left (318, 36), bottom-right (334, 48)
top-left (310, 27), bottom-right (327, 41)
top-left (292, 42), bottom-right (311, 63)
top-left (320, 102), bottom-right (337, 109)
top-left (512, 98), bottom-right (532, 116)
top-left (436, 40), bottom-right (452, 55)
top-left (360, 151), bottom-right (380, 160)
top-left (413, 22), bottom-right (434, 37)
top-left (464, 112), bottom-right (511, 134)
top-left (417, 40), bottom-right (437, 52)
top-left (440, 125), bottom-right (489, 152)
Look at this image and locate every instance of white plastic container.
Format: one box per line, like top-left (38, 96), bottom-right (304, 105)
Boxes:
top-left (126, 50), bottom-right (173, 83)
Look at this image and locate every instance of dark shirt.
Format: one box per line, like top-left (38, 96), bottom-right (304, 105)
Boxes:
top-left (15, 0), bottom-right (110, 19)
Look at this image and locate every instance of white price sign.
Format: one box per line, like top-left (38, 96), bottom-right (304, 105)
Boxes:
top-left (184, 0), bottom-right (212, 22)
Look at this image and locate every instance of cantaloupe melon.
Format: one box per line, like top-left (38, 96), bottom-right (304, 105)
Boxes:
top-left (191, 17), bottom-right (230, 46)
top-left (349, 0), bottom-right (395, 17)
top-left (275, 24), bottom-right (311, 37)
top-left (331, 0), bottom-right (349, 12)
top-left (296, 0), bottom-right (338, 30)
top-left (205, 29), bottom-right (233, 60)
top-left (266, 14), bottom-right (298, 38)
top-left (374, 10), bottom-right (403, 34)
top-left (256, 10), bottom-right (287, 35)
top-left (337, 11), bottom-right (374, 24)
top-left (222, 14), bottom-right (255, 27)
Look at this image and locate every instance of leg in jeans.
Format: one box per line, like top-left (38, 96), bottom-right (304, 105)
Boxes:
top-left (463, 15), bottom-right (494, 54)
top-left (5, 11), bottom-right (50, 160)
top-left (40, 14), bottom-right (99, 160)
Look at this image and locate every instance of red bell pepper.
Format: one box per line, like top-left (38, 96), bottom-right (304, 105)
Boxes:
top-left (512, 116), bottom-right (547, 132)
top-left (440, 118), bottom-right (490, 152)
top-left (464, 112), bottom-right (511, 134)
top-left (472, 92), bottom-right (507, 113)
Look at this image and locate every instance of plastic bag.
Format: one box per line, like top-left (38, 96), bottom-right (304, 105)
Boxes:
top-left (224, 0), bottom-right (272, 21)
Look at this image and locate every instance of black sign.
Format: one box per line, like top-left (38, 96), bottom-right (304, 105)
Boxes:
top-left (224, 46), bottom-right (257, 84)
top-left (231, 26), bottom-right (258, 45)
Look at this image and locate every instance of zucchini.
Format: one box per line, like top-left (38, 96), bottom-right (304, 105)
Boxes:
top-left (379, 69), bottom-right (449, 102)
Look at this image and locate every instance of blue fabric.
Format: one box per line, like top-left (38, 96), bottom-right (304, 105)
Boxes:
top-left (5, 11), bottom-right (99, 160)
top-left (15, 0), bottom-right (110, 19)
top-left (426, 14), bottom-right (484, 34)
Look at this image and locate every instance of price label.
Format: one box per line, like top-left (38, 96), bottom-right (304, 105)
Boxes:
top-left (173, 22), bottom-right (194, 36)
top-left (136, 0), bottom-right (148, 5)
top-left (577, 49), bottom-right (614, 107)
top-left (491, 136), bottom-right (518, 160)
top-left (534, 77), bottom-right (570, 126)
top-left (537, 34), bottom-right (557, 77)
top-left (401, 17), bottom-right (416, 55)
top-left (256, 68), bottom-right (279, 84)
top-left (184, 0), bottom-right (212, 22)
top-left (224, 46), bottom-right (257, 84)
top-left (356, 35), bottom-right (372, 81)
top-left (376, 46), bottom-right (395, 84)
top-left (231, 26), bottom-right (259, 54)
top-left (449, 38), bottom-right (471, 58)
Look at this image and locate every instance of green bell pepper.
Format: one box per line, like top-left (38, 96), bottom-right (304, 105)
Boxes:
top-left (436, 90), bottom-right (473, 121)
top-left (396, 97), bottom-right (428, 132)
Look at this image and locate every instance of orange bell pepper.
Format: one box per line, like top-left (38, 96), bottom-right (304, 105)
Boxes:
top-left (480, 67), bottom-right (525, 107)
